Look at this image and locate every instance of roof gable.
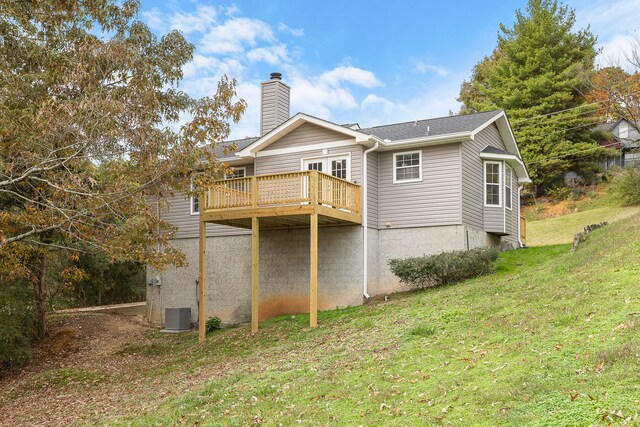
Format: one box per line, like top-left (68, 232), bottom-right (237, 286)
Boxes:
top-left (237, 113), bottom-right (373, 158)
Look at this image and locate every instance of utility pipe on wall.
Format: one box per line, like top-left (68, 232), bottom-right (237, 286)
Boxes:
top-left (362, 142), bottom-right (379, 299)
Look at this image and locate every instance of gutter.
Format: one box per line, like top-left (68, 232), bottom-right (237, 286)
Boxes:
top-left (362, 139), bottom-right (380, 299)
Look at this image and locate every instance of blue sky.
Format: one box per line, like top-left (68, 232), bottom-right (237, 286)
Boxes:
top-left (141, 0), bottom-right (640, 139)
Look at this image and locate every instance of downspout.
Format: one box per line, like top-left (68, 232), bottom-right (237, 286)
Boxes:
top-left (362, 141), bottom-right (379, 299)
top-left (517, 185), bottom-right (524, 248)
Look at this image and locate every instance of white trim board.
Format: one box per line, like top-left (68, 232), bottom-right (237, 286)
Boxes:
top-left (257, 139), bottom-right (358, 158)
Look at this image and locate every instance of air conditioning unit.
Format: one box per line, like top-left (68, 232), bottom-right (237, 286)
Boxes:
top-left (164, 307), bottom-right (191, 331)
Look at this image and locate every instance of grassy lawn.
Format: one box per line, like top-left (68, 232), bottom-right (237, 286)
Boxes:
top-left (527, 206), bottom-right (640, 246)
top-left (98, 212), bottom-right (640, 426)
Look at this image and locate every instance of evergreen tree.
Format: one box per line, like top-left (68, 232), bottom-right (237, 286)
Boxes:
top-left (458, 0), bottom-right (614, 187)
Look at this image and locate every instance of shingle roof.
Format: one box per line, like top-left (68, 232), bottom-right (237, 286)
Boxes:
top-left (210, 136), bottom-right (259, 158)
top-left (481, 145), bottom-right (512, 156)
top-left (358, 110), bottom-right (503, 141)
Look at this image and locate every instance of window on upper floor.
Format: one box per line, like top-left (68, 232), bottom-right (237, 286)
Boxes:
top-left (505, 164), bottom-right (513, 210)
top-left (393, 151), bottom-right (422, 183)
top-left (484, 161), bottom-right (502, 207)
top-left (619, 122), bottom-right (629, 139)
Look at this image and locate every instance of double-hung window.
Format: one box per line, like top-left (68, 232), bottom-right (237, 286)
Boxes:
top-left (190, 167), bottom-right (247, 215)
top-left (484, 161), bottom-right (502, 207)
top-left (505, 164), bottom-right (512, 210)
top-left (393, 151), bottom-right (422, 183)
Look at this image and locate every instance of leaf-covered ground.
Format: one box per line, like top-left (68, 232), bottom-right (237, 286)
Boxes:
top-left (1, 214), bottom-right (639, 426)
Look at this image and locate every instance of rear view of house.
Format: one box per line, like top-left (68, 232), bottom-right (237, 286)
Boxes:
top-left (147, 73), bottom-right (530, 334)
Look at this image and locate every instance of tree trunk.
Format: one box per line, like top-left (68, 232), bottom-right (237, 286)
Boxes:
top-left (34, 252), bottom-right (48, 339)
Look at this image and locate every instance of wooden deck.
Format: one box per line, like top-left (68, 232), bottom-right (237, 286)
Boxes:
top-left (197, 170), bottom-right (362, 341)
top-left (199, 170), bottom-right (362, 229)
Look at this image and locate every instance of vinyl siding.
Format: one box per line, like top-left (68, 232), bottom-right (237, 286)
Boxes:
top-left (257, 144), bottom-right (363, 183)
top-left (504, 166), bottom-right (518, 244)
top-left (366, 151), bottom-right (378, 229)
top-left (262, 122), bottom-right (353, 151)
top-left (461, 123), bottom-right (507, 233)
top-left (378, 143), bottom-right (462, 228)
top-left (160, 163), bottom-right (254, 239)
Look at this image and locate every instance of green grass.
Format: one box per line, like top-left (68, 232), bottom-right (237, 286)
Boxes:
top-left (101, 213), bottom-right (640, 426)
top-left (527, 206), bottom-right (640, 246)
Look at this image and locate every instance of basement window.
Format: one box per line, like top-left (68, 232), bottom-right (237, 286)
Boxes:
top-left (393, 150), bottom-right (422, 183)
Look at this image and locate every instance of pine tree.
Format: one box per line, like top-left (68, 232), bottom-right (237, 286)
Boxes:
top-left (458, 0), bottom-right (614, 188)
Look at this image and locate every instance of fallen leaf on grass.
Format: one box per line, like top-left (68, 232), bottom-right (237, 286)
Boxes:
top-left (569, 391), bottom-right (579, 401)
top-left (595, 361), bottom-right (605, 373)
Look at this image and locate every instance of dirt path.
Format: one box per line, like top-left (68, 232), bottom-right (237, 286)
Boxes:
top-left (0, 313), bottom-right (153, 426)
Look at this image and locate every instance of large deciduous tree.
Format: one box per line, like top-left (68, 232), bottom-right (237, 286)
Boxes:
top-left (0, 0), bottom-right (246, 336)
top-left (458, 0), bottom-right (614, 188)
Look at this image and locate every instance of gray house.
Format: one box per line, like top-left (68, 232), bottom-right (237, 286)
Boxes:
top-left (596, 117), bottom-right (640, 171)
top-left (147, 73), bottom-right (530, 337)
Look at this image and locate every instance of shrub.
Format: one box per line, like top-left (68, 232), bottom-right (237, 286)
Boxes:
top-left (610, 166), bottom-right (640, 206)
top-left (388, 247), bottom-right (500, 289)
top-left (205, 316), bottom-right (221, 333)
top-left (545, 185), bottom-right (570, 202)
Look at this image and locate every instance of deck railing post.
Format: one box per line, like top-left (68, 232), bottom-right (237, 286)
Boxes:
top-left (251, 176), bottom-right (258, 208)
top-left (309, 170), bottom-right (318, 205)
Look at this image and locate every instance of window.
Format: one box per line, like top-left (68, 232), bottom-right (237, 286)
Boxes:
top-left (302, 155), bottom-right (350, 180)
top-left (505, 164), bottom-right (513, 210)
top-left (331, 158), bottom-right (347, 179)
top-left (190, 179), bottom-right (199, 215)
top-left (484, 161), bottom-right (502, 207)
top-left (393, 151), bottom-right (422, 183)
top-left (225, 166), bottom-right (246, 179)
top-left (619, 122), bottom-right (629, 139)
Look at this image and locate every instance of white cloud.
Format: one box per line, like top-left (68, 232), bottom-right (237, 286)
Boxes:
top-left (143, 5), bottom-right (218, 34)
top-left (277, 22), bottom-right (304, 37)
top-left (246, 45), bottom-right (289, 65)
top-left (573, 0), bottom-right (640, 68)
top-left (361, 94), bottom-right (395, 114)
top-left (414, 61), bottom-right (449, 77)
top-left (318, 66), bottom-right (381, 89)
top-left (200, 18), bottom-right (274, 54)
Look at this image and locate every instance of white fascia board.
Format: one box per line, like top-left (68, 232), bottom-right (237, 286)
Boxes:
top-left (257, 139), bottom-right (359, 158)
top-left (376, 132), bottom-right (472, 151)
top-left (479, 152), bottom-right (531, 183)
top-left (237, 113), bottom-right (372, 157)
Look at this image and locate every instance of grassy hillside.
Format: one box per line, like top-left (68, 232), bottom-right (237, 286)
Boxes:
top-left (2, 214), bottom-right (638, 425)
top-left (114, 214), bottom-right (638, 426)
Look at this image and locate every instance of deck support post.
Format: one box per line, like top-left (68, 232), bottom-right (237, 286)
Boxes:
top-left (251, 216), bottom-right (259, 333)
top-left (198, 220), bottom-right (207, 343)
top-left (310, 212), bottom-right (318, 328)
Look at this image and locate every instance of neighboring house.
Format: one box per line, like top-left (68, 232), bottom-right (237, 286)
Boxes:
top-left (147, 73), bottom-right (531, 334)
top-left (596, 117), bottom-right (640, 171)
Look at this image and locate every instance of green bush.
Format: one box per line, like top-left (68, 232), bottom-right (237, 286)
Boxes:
top-left (546, 185), bottom-right (570, 202)
top-left (610, 166), bottom-right (640, 206)
top-left (388, 247), bottom-right (500, 289)
top-left (205, 316), bottom-right (221, 333)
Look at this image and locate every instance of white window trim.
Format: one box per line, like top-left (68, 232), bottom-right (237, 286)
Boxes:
top-left (190, 178), bottom-right (199, 216)
top-left (483, 160), bottom-right (502, 208)
top-left (225, 166), bottom-right (247, 179)
top-left (300, 153), bottom-right (352, 181)
top-left (393, 150), bottom-right (423, 184)
top-left (505, 164), bottom-right (513, 211)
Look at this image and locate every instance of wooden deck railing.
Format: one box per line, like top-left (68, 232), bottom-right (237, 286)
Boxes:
top-left (520, 216), bottom-right (527, 245)
top-left (203, 170), bottom-right (361, 214)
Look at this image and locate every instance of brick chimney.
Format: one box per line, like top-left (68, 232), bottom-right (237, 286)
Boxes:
top-left (260, 72), bottom-right (290, 135)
